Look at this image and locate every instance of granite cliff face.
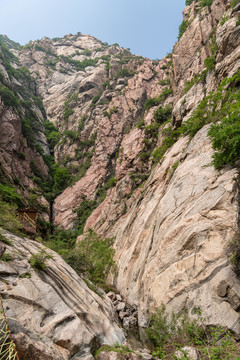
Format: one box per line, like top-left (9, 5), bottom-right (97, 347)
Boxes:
top-left (0, 0), bottom-right (240, 357)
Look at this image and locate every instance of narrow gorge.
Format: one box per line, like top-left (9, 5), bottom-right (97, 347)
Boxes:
top-left (0, 0), bottom-right (240, 359)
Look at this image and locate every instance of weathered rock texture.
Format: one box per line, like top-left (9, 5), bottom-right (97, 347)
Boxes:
top-left (0, 0), bottom-right (240, 349)
top-left (0, 230), bottom-right (124, 359)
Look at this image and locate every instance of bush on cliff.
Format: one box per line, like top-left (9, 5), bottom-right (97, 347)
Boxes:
top-left (0, 197), bottom-right (22, 234)
top-left (63, 229), bottom-right (116, 287)
top-left (146, 306), bottom-right (240, 359)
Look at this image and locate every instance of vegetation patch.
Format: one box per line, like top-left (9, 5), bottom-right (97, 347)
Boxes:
top-left (94, 345), bottom-right (135, 359)
top-left (29, 249), bottom-right (53, 270)
top-left (228, 231), bottom-right (240, 277)
top-left (146, 305), bottom-right (240, 359)
top-left (63, 229), bottom-right (116, 288)
top-left (115, 68), bottom-right (135, 79)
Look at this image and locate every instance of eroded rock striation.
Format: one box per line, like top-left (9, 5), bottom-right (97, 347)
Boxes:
top-left (0, 230), bottom-right (124, 359)
top-left (0, 0), bottom-right (240, 356)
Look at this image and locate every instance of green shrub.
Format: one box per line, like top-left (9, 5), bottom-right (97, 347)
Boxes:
top-left (0, 85), bottom-right (19, 108)
top-left (19, 272), bottom-right (31, 278)
top-left (115, 68), bottom-right (135, 79)
top-left (1, 253), bottom-right (12, 262)
top-left (52, 167), bottom-right (71, 196)
top-left (17, 151), bottom-right (26, 160)
top-left (43, 227), bottom-right (76, 254)
top-left (0, 198), bottom-right (22, 234)
top-left (200, 0), bottom-right (213, 7)
top-left (82, 48), bottom-right (92, 56)
top-left (178, 20), bottom-right (189, 40)
top-left (184, 70), bottom-right (207, 93)
top-left (204, 56), bottom-right (216, 71)
top-left (136, 119), bottom-right (145, 129)
top-left (95, 345), bottom-right (134, 358)
top-left (64, 108), bottom-right (74, 121)
top-left (0, 184), bottom-right (24, 206)
top-left (64, 229), bottom-right (116, 287)
top-left (0, 231), bottom-right (12, 245)
top-left (145, 98), bottom-right (161, 111)
top-left (75, 198), bottom-right (98, 234)
top-left (44, 121), bottom-right (61, 152)
top-left (146, 306), bottom-right (239, 359)
top-left (154, 105), bottom-right (172, 124)
top-left (230, 0), bottom-right (240, 7)
top-left (145, 89), bottom-right (173, 112)
top-left (208, 110), bottom-right (240, 169)
top-left (29, 249), bottom-right (52, 270)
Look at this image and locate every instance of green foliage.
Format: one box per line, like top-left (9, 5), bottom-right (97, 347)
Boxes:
top-left (151, 127), bottom-right (182, 164)
top-left (204, 56), bottom-right (216, 71)
top-left (102, 80), bottom-right (112, 89)
top-left (52, 167), bottom-right (71, 197)
top-left (44, 121), bottom-right (61, 152)
top-left (236, 16), bottom-right (240, 26)
top-left (19, 271), bottom-right (32, 278)
top-left (82, 48), bottom-right (92, 56)
top-left (94, 345), bottom-right (135, 358)
top-left (91, 93), bottom-right (102, 107)
top-left (185, 0), bottom-right (214, 8)
top-left (17, 151), bottom-right (26, 160)
top-left (200, 0), bottom-right (213, 7)
top-left (64, 229), bottom-right (116, 287)
top-left (0, 198), bottom-right (22, 234)
top-left (64, 108), bottom-right (74, 121)
top-left (115, 68), bottom-right (135, 79)
top-left (0, 35), bottom-right (20, 50)
top-left (136, 118), bottom-right (145, 129)
top-left (220, 15), bottom-right (230, 26)
top-left (0, 231), bottom-right (12, 246)
top-left (29, 249), bottom-right (53, 270)
top-left (75, 198), bottom-right (98, 234)
top-left (145, 97), bottom-right (161, 111)
top-left (43, 227), bottom-right (76, 254)
top-left (208, 110), bottom-right (240, 169)
top-left (154, 105), bottom-right (172, 124)
top-left (184, 70), bottom-right (207, 93)
top-left (0, 85), bottom-right (19, 108)
top-left (1, 253), bottom-right (12, 262)
top-left (64, 129), bottom-right (78, 142)
top-left (158, 79), bottom-right (171, 86)
top-left (145, 88), bottom-right (173, 112)
top-left (178, 20), bottom-right (189, 40)
top-left (146, 306), bottom-right (240, 359)
top-left (0, 184), bottom-right (24, 206)
top-left (60, 55), bottom-right (97, 71)
top-left (103, 107), bottom-right (118, 118)
top-left (182, 69), bottom-right (240, 139)
top-left (230, 0), bottom-right (240, 7)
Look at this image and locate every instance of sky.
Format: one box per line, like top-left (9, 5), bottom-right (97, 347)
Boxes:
top-left (0, 0), bottom-right (186, 59)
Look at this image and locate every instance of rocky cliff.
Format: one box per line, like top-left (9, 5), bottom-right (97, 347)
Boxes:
top-left (0, 230), bottom-right (124, 359)
top-left (0, 0), bottom-right (240, 358)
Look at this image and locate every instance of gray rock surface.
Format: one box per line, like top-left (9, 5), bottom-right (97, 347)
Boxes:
top-left (0, 231), bottom-right (124, 359)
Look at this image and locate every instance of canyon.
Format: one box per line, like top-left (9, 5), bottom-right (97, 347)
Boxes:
top-left (0, 0), bottom-right (240, 358)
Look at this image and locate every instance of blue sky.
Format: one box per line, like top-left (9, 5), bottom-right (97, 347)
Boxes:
top-left (0, 0), bottom-right (186, 59)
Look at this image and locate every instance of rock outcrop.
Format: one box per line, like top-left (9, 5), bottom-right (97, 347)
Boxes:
top-left (0, 230), bottom-right (124, 359)
top-left (0, 0), bottom-right (240, 353)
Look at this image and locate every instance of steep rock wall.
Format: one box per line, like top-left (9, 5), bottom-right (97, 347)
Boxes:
top-left (83, 0), bottom-right (240, 331)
